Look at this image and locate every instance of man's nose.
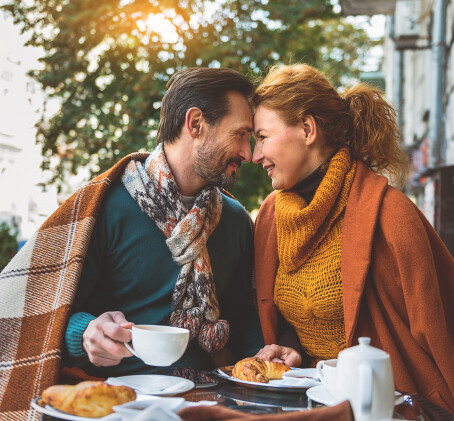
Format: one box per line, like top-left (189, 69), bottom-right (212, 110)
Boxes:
top-left (252, 141), bottom-right (263, 164)
top-left (239, 137), bottom-right (252, 163)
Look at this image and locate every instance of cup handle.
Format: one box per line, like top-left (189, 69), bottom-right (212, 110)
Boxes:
top-left (123, 329), bottom-right (137, 358)
top-left (316, 360), bottom-right (325, 384)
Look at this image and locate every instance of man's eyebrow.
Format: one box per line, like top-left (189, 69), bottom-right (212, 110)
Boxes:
top-left (234, 126), bottom-right (254, 133)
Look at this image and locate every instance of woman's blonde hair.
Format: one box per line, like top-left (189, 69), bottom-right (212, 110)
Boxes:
top-left (252, 64), bottom-right (410, 188)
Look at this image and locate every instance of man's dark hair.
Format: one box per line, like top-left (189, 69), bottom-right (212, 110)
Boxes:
top-left (156, 67), bottom-right (254, 144)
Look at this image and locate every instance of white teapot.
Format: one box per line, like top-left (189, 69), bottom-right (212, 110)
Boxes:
top-left (335, 337), bottom-right (394, 421)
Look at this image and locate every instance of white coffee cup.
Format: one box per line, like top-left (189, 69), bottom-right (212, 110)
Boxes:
top-left (124, 325), bottom-right (189, 366)
top-left (316, 358), bottom-right (337, 398)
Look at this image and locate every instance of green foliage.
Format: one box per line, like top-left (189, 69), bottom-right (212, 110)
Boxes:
top-left (0, 222), bottom-right (19, 271)
top-left (231, 138), bottom-right (273, 211)
top-left (2, 0), bottom-right (378, 211)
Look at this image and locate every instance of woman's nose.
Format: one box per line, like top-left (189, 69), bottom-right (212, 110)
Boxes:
top-left (252, 142), bottom-right (264, 164)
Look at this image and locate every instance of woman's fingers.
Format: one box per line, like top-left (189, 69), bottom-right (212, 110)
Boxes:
top-left (255, 344), bottom-right (302, 367)
top-left (255, 344), bottom-right (285, 361)
top-left (280, 348), bottom-right (303, 367)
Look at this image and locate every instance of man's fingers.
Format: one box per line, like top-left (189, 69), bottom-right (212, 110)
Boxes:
top-left (85, 340), bottom-right (123, 366)
top-left (123, 344), bottom-right (133, 357)
top-left (103, 322), bottom-right (132, 343)
top-left (83, 317), bottom-right (133, 363)
top-left (102, 336), bottom-right (132, 358)
top-left (109, 311), bottom-right (129, 326)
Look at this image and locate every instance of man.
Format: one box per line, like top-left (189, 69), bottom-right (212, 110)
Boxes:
top-left (65, 67), bottom-right (263, 378)
top-left (0, 67), bottom-right (263, 415)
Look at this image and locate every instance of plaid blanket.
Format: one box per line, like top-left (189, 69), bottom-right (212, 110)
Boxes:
top-left (0, 152), bottom-right (149, 420)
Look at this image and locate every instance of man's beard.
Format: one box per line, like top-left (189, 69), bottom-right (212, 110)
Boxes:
top-left (194, 132), bottom-right (242, 190)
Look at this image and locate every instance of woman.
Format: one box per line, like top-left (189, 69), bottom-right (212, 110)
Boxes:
top-left (252, 64), bottom-right (454, 413)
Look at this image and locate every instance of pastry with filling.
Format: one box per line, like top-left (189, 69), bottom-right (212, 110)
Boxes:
top-left (41, 380), bottom-right (136, 418)
top-left (232, 356), bottom-right (291, 383)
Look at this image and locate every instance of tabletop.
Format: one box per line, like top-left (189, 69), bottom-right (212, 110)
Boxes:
top-left (38, 374), bottom-right (317, 420)
top-left (37, 373), bottom-right (453, 420)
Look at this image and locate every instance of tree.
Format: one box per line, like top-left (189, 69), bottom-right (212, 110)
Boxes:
top-left (0, 222), bottom-right (18, 271)
top-left (2, 0), bottom-right (378, 211)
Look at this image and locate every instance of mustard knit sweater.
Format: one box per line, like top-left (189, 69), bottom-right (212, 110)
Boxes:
top-left (275, 149), bottom-right (356, 363)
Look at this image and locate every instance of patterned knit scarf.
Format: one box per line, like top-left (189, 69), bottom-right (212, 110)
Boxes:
top-left (121, 143), bottom-right (229, 353)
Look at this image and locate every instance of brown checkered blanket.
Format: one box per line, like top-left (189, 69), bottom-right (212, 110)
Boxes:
top-left (0, 152), bottom-right (149, 419)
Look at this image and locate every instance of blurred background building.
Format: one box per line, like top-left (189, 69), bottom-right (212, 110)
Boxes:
top-left (342, 0), bottom-right (454, 254)
top-left (0, 9), bottom-right (58, 246)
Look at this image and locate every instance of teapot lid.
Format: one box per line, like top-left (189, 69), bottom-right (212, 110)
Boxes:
top-left (339, 337), bottom-right (389, 360)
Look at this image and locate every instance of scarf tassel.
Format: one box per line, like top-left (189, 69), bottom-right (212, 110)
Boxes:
top-left (170, 308), bottom-right (203, 339)
top-left (170, 309), bottom-right (230, 353)
top-left (199, 319), bottom-right (230, 353)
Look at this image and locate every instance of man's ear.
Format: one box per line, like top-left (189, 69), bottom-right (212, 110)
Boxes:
top-left (301, 115), bottom-right (318, 146)
top-left (185, 108), bottom-right (204, 138)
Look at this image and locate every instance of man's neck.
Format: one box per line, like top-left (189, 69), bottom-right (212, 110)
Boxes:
top-left (163, 140), bottom-right (205, 197)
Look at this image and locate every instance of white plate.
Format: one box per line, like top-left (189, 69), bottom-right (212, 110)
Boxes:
top-left (306, 385), bottom-right (342, 406)
top-left (216, 367), bottom-right (320, 392)
top-left (31, 394), bottom-right (215, 421)
top-left (105, 374), bottom-right (194, 396)
top-left (31, 398), bottom-right (121, 420)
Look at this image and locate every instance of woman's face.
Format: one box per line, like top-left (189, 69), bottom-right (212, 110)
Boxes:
top-left (253, 106), bottom-right (318, 190)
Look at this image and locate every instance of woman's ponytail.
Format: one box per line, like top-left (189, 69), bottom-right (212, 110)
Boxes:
top-left (343, 84), bottom-right (410, 189)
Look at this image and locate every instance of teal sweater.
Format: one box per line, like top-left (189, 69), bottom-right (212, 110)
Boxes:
top-left (64, 180), bottom-right (263, 377)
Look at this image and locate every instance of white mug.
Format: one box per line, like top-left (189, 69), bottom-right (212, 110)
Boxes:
top-left (124, 325), bottom-right (189, 366)
top-left (316, 358), bottom-right (337, 398)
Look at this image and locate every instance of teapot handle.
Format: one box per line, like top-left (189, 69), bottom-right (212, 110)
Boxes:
top-left (358, 363), bottom-right (373, 418)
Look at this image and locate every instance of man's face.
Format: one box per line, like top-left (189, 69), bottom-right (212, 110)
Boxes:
top-left (194, 91), bottom-right (253, 190)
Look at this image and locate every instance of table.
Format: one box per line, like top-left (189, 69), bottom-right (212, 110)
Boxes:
top-left (182, 379), bottom-right (311, 414)
top-left (37, 375), bottom-right (454, 420)
top-left (39, 376), bottom-right (314, 420)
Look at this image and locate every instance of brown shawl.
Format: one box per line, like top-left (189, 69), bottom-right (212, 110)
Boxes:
top-left (0, 152), bottom-right (149, 419)
top-left (254, 161), bottom-right (454, 413)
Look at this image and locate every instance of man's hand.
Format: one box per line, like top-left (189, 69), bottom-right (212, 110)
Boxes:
top-left (83, 311), bottom-right (134, 367)
top-left (255, 344), bottom-right (302, 367)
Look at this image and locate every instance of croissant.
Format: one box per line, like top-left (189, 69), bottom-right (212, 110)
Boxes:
top-left (41, 381), bottom-right (136, 418)
top-left (232, 357), bottom-right (291, 383)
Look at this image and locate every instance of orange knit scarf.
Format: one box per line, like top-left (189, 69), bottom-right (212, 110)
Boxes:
top-left (275, 148), bottom-right (356, 363)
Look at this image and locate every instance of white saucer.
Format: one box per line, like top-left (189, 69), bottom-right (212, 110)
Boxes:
top-left (306, 385), bottom-right (342, 406)
top-left (106, 375), bottom-right (194, 396)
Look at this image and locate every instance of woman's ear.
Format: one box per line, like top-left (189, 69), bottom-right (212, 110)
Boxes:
top-left (301, 115), bottom-right (318, 146)
top-left (185, 108), bottom-right (204, 138)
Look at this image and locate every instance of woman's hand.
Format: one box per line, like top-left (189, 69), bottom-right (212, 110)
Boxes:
top-left (82, 311), bottom-right (134, 367)
top-left (255, 344), bottom-right (302, 367)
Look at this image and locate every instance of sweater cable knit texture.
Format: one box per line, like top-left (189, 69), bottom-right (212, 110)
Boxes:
top-left (275, 148), bottom-right (356, 363)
